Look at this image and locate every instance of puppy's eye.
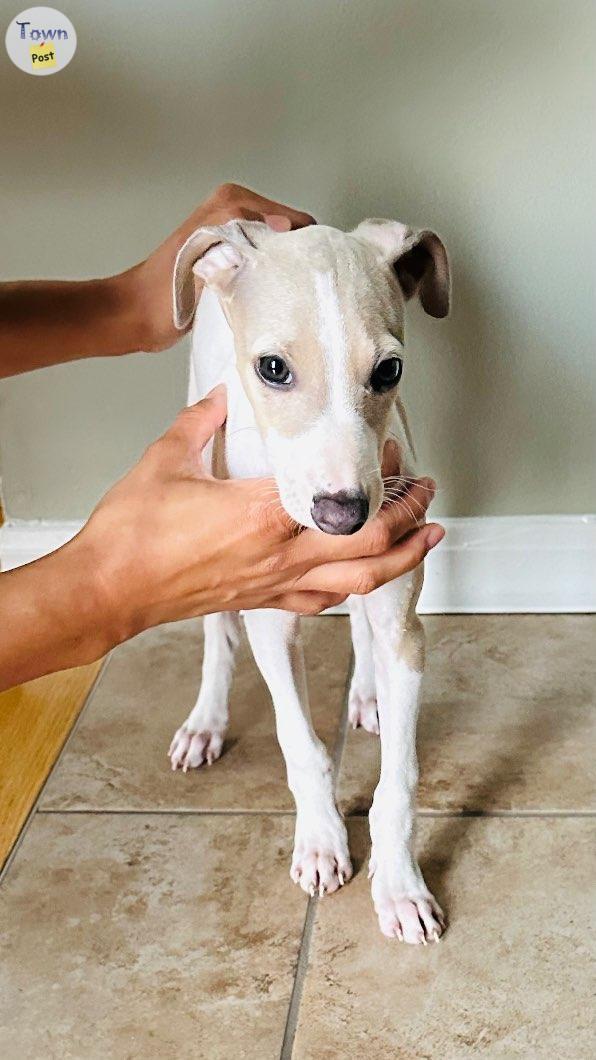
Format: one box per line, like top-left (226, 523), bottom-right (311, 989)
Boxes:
top-left (256, 355), bottom-right (293, 387)
top-left (370, 356), bottom-right (403, 393)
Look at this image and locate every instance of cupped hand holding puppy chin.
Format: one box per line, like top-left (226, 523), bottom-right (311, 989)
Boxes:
top-left (0, 387), bottom-right (443, 689)
top-left (80, 386), bottom-right (444, 637)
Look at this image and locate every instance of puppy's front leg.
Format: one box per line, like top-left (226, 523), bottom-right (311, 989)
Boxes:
top-left (243, 609), bottom-right (352, 896)
top-left (364, 571), bottom-right (445, 944)
top-left (169, 611), bottom-right (240, 771)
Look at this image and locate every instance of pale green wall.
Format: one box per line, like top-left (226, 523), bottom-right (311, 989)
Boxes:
top-left (1, 0), bottom-right (594, 518)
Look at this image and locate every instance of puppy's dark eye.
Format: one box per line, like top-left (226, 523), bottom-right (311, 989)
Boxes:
top-left (256, 355), bottom-right (293, 387)
top-left (370, 356), bottom-right (403, 393)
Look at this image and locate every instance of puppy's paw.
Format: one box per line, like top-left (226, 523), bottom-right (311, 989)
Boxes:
top-left (370, 860), bottom-right (445, 944)
top-left (168, 726), bottom-right (224, 772)
top-left (347, 688), bottom-right (379, 734)
top-left (291, 814), bottom-right (352, 897)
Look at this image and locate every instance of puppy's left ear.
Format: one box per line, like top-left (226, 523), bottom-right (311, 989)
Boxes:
top-left (353, 219), bottom-right (451, 318)
top-left (172, 219), bottom-right (273, 330)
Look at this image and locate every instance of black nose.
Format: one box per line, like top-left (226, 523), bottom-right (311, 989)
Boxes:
top-left (311, 490), bottom-right (369, 535)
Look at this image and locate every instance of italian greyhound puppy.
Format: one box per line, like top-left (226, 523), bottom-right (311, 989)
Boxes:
top-left (168, 218), bottom-right (450, 944)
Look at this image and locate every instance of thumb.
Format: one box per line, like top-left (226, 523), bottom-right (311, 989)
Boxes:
top-left (176, 384), bottom-right (228, 451)
top-left (168, 385), bottom-right (228, 473)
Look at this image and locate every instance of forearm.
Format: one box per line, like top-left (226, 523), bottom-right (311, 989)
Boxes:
top-left (0, 537), bottom-right (115, 691)
top-left (0, 185), bottom-right (316, 379)
top-left (0, 269), bottom-right (147, 377)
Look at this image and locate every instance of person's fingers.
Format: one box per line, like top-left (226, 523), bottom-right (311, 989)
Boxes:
top-left (271, 590), bottom-right (347, 616)
top-left (295, 524), bottom-right (445, 596)
top-left (288, 210), bottom-right (317, 229)
top-left (247, 481), bottom-right (306, 538)
top-left (381, 438), bottom-right (401, 478)
top-left (234, 205), bottom-right (314, 230)
top-left (238, 190), bottom-right (313, 230)
top-left (294, 478), bottom-right (436, 564)
top-left (214, 185), bottom-right (316, 229)
top-left (171, 385), bottom-right (228, 454)
top-left (148, 385), bottom-right (228, 478)
top-left (263, 213), bottom-right (292, 232)
top-left (218, 207), bottom-right (294, 230)
top-left (234, 187), bottom-right (315, 228)
top-left (379, 476), bottom-right (436, 524)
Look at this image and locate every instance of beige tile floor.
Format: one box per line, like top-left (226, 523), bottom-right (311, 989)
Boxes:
top-left (1, 615), bottom-right (595, 1058)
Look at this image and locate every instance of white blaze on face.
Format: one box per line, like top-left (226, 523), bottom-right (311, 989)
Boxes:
top-left (262, 268), bottom-right (386, 528)
top-left (310, 269), bottom-right (380, 495)
top-left (314, 270), bottom-right (352, 420)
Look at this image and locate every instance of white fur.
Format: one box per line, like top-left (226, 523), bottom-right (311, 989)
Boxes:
top-left (258, 267), bottom-right (382, 520)
top-left (244, 609), bottom-right (351, 895)
top-left (169, 611), bottom-right (241, 770)
top-left (347, 596), bottom-right (379, 733)
top-left (315, 270), bottom-right (350, 420)
top-left (169, 222), bottom-right (448, 944)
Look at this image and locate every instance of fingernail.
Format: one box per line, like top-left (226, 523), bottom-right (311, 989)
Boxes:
top-left (208, 383), bottom-right (227, 399)
top-left (264, 213), bottom-right (291, 232)
top-left (425, 524), bottom-right (445, 549)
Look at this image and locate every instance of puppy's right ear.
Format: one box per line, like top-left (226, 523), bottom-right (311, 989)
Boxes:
top-left (172, 219), bottom-right (271, 330)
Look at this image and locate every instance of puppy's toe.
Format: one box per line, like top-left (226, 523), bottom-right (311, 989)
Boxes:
top-left (291, 817), bottom-right (353, 898)
top-left (168, 726), bottom-right (224, 772)
top-left (348, 691), bottom-right (379, 735)
top-left (291, 850), bottom-right (353, 897)
top-left (371, 860), bottom-right (445, 944)
top-left (376, 895), bottom-right (445, 944)
top-left (168, 727), bottom-right (192, 770)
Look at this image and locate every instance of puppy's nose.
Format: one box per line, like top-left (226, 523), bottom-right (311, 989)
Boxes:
top-left (311, 491), bottom-right (369, 535)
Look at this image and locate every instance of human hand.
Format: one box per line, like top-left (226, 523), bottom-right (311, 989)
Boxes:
top-left (125, 183), bottom-right (316, 353)
top-left (0, 386), bottom-right (444, 689)
top-left (75, 387), bottom-right (443, 646)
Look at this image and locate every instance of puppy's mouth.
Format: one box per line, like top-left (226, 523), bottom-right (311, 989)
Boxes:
top-left (310, 490), bottom-right (369, 535)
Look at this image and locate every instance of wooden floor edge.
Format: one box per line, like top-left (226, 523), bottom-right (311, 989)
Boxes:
top-left (0, 660), bottom-right (105, 873)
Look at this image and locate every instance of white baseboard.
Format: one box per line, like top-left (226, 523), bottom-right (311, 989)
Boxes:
top-left (0, 520), bottom-right (84, 572)
top-left (1, 515), bottom-right (595, 613)
top-left (418, 514), bottom-right (596, 614)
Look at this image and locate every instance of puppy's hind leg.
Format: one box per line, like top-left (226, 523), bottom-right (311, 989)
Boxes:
top-left (347, 596), bottom-right (379, 734)
top-left (243, 609), bottom-right (352, 896)
top-left (169, 612), bottom-right (241, 771)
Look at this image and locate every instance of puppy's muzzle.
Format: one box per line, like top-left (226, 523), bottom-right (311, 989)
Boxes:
top-left (311, 490), bottom-right (369, 535)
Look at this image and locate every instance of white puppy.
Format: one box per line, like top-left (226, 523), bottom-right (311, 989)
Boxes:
top-left (168, 218), bottom-right (450, 944)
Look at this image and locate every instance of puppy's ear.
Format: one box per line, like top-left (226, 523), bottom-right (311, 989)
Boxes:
top-left (352, 219), bottom-right (451, 318)
top-left (172, 219), bottom-right (272, 330)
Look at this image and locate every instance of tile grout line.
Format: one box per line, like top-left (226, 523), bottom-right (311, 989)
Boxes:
top-left (420, 809), bottom-right (596, 819)
top-left (279, 651), bottom-right (354, 1060)
top-left (37, 808), bottom-right (300, 817)
top-left (279, 899), bottom-right (318, 1060)
top-left (35, 808), bottom-right (596, 819)
top-left (0, 654), bottom-right (113, 886)
top-left (362, 809), bottom-right (596, 819)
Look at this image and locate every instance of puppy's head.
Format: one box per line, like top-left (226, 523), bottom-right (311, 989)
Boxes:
top-left (173, 218), bottom-right (450, 533)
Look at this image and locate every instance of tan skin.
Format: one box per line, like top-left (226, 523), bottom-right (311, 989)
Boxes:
top-left (0, 184), bottom-right (444, 692)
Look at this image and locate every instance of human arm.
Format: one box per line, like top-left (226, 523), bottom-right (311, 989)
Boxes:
top-left (0, 183), bottom-right (315, 377)
top-left (0, 388), bottom-right (443, 691)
